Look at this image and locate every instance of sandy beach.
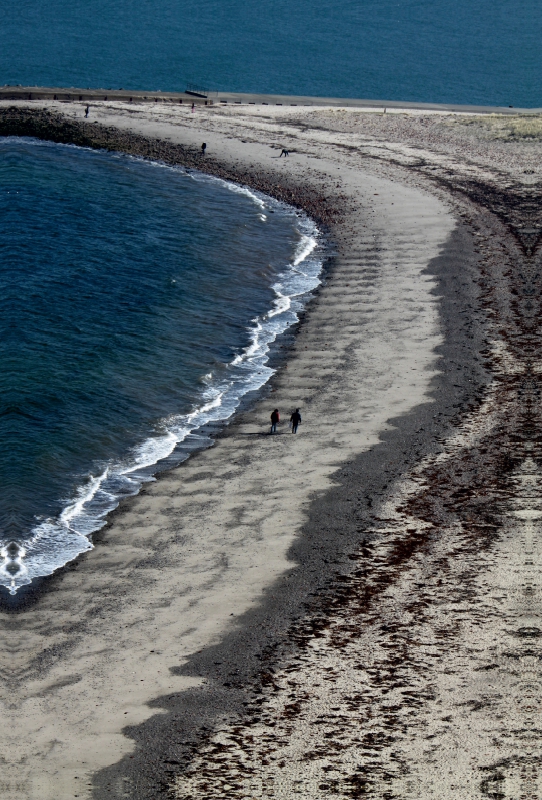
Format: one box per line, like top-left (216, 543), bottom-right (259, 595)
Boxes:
top-left (0, 100), bottom-right (540, 799)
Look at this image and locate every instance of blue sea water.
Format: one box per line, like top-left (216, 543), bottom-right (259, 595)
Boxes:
top-left (2, 0), bottom-right (540, 106)
top-left (0, 138), bottom-right (322, 592)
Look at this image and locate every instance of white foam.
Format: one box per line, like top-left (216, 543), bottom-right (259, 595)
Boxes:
top-left (185, 389), bottom-right (224, 423)
top-left (293, 234), bottom-right (317, 267)
top-left (224, 182), bottom-right (266, 209)
top-left (120, 431), bottom-right (178, 474)
top-left (268, 292), bottom-right (291, 317)
top-left (60, 469), bottom-right (109, 527)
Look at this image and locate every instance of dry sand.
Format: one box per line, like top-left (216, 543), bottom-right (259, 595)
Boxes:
top-left (0, 100), bottom-right (540, 799)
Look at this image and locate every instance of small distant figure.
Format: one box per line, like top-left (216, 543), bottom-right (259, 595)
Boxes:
top-left (279, 148), bottom-right (290, 157)
top-left (201, 142), bottom-right (207, 156)
top-left (270, 409), bottom-right (280, 434)
top-left (290, 408), bottom-right (302, 434)
top-left (192, 102), bottom-right (195, 112)
top-left (84, 105), bottom-right (90, 118)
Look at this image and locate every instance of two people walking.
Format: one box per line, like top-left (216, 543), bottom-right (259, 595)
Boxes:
top-left (270, 408), bottom-right (302, 434)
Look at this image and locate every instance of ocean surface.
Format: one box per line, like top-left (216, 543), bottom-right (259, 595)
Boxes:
top-left (2, 0), bottom-right (540, 107)
top-left (0, 138), bottom-right (322, 592)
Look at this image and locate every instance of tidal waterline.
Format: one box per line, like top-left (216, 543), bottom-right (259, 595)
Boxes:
top-left (0, 138), bottom-right (322, 593)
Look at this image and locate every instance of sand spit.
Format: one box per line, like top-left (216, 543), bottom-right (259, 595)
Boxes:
top-left (0, 102), bottom-right (540, 799)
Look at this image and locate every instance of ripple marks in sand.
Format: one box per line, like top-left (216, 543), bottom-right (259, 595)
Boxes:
top-left (172, 187), bottom-right (542, 797)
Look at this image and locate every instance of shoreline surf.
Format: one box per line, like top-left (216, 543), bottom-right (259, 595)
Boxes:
top-left (0, 144), bottom-right (325, 594)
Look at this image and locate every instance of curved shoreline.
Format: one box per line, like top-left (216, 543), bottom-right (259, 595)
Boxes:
top-left (0, 108), bottom-right (342, 605)
top-left (0, 101), bottom-right (530, 799)
top-left (0, 106), bottom-right (341, 228)
top-left (0, 141), bottom-right (327, 595)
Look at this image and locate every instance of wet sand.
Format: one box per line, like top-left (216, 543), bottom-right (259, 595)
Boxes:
top-left (0, 101), bottom-right (540, 799)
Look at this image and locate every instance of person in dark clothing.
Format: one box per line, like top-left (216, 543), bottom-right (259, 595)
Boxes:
top-left (290, 408), bottom-right (302, 433)
top-left (201, 142), bottom-right (207, 155)
top-left (270, 409), bottom-right (280, 434)
top-left (84, 105), bottom-right (90, 118)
